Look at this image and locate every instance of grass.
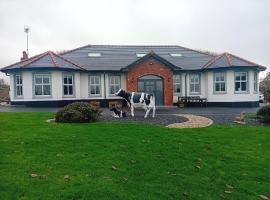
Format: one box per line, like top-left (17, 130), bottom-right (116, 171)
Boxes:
top-left (0, 112), bottom-right (269, 200)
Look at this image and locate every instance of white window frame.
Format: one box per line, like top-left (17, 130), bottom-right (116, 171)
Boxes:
top-left (189, 73), bottom-right (200, 94)
top-left (254, 71), bottom-right (258, 93)
top-left (109, 75), bottom-right (121, 96)
top-left (33, 74), bottom-right (52, 97)
top-left (89, 75), bottom-right (101, 96)
top-left (173, 74), bottom-right (181, 94)
top-left (63, 74), bottom-right (74, 97)
top-left (234, 71), bottom-right (248, 93)
top-left (214, 72), bottom-right (226, 93)
top-left (14, 74), bottom-right (23, 98)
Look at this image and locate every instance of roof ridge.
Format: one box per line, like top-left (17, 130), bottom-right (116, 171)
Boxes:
top-left (202, 53), bottom-right (225, 69)
top-left (48, 51), bottom-right (59, 67)
top-left (52, 52), bottom-right (86, 70)
top-left (224, 52), bottom-right (233, 66)
top-left (58, 44), bottom-right (91, 55)
top-left (176, 45), bottom-right (215, 56)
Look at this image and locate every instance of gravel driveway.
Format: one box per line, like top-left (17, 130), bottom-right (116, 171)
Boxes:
top-left (0, 104), bottom-right (266, 125)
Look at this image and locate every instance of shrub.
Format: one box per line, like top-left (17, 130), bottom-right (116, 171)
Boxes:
top-left (55, 102), bottom-right (102, 123)
top-left (257, 105), bottom-right (270, 123)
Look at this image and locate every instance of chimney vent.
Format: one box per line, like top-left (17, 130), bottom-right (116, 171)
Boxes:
top-left (21, 51), bottom-right (28, 61)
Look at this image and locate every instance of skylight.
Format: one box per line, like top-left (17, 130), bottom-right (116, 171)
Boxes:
top-left (88, 53), bottom-right (101, 57)
top-left (170, 53), bottom-right (183, 57)
top-left (136, 53), bottom-right (147, 58)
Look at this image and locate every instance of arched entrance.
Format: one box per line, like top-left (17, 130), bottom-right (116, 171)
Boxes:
top-left (137, 75), bottom-right (164, 105)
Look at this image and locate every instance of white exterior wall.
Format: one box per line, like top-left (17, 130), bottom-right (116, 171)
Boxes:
top-left (173, 70), bottom-right (260, 103)
top-left (207, 70), bottom-right (259, 102)
top-left (9, 69), bottom-right (260, 104)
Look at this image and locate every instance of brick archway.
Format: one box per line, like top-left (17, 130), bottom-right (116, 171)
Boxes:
top-left (126, 58), bottom-right (173, 106)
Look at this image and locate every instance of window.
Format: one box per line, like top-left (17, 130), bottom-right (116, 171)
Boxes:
top-left (136, 53), bottom-right (147, 58)
top-left (254, 72), bottom-right (258, 92)
top-left (214, 72), bottom-right (226, 93)
top-left (189, 74), bottom-right (200, 94)
top-left (34, 74), bottom-right (51, 96)
top-left (63, 74), bottom-right (74, 96)
top-left (89, 75), bottom-right (101, 96)
top-left (173, 74), bottom-right (181, 94)
top-left (170, 53), bottom-right (182, 57)
top-left (15, 74), bottom-right (23, 97)
top-left (88, 53), bottom-right (101, 57)
top-left (109, 75), bottom-right (120, 95)
top-left (235, 72), bottom-right (248, 92)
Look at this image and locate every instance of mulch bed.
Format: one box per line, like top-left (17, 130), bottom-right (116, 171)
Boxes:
top-left (101, 114), bottom-right (188, 126)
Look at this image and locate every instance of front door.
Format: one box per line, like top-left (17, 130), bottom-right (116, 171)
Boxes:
top-left (137, 75), bottom-right (164, 105)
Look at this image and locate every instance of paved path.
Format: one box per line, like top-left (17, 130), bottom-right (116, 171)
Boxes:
top-left (167, 114), bottom-right (213, 128)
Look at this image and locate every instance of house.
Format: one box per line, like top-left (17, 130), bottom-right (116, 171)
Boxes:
top-left (0, 45), bottom-right (266, 107)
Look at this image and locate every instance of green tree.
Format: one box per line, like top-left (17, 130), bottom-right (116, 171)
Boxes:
top-left (260, 72), bottom-right (270, 102)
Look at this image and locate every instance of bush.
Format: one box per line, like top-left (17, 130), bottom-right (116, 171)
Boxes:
top-left (257, 105), bottom-right (270, 123)
top-left (55, 102), bottom-right (102, 123)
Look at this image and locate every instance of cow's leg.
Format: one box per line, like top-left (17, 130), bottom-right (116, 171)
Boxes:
top-left (131, 105), bottom-right (134, 117)
top-left (144, 107), bottom-right (151, 118)
top-left (152, 106), bottom-right (156, 118)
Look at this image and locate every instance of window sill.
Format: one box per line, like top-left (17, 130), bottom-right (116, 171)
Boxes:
top-left (63, 95), bottom-right (76, 98)
top-left (213, 92), bottom-right (227, 94)
top-left (33, 95), bottom-right (52, 99)
top-left (234, 91), bottom-right (249, 94)
top-left (189, 93), bottom-right (201, 95)
top-left (14, 96), bottom-right (24, 99)
top-left (89, 95), bottom-right (102, 98)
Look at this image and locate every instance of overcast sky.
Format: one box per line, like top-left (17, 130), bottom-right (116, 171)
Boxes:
top-left (0, 0), bottom-right (269, 82)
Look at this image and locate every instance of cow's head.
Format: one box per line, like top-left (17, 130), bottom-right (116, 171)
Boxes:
top-left (115, 89), bottom-right (126, 97)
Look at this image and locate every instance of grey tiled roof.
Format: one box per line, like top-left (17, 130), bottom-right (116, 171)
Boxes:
top-left (60, 45), bottom-right (214, 71)
top-left (202, 53), bottom-right (265, 70)
top-left (1, 51), bottom-right (84, 72)
top-left (1, 45), bottom-right (266, 72)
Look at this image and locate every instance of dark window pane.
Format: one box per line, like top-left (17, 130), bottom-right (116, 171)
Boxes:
top-left (235, 82), bottom-right (240, 91)
top-left (64, 86), bottom-right (68, 95)
top-left (43, 76), bottom-right (50, 84)
top-left (35, 85), bottom-right (42, 95)
top-left (195, 84), bottom-right (199, 92)
top-left (241, 82), bottom-right (247, 91)
top-left (220, 83), bottom-right (225, 91)
top-left (241, 74), bottom-right (246, 81)
top-left (35, 76), bottom-right (42, 84)
top-left (68, 77), bottom-right (73, 84)
top-left (68, 86), bottom-right (73, 95)
top-left (110, 86), bottom-right (114, 94)
top-left (95, 86), bottom-right (100, 94)
top-left (43, 85), bottom-right (51, 95)
top-left (90, 86), bottom-right (95, 94)
top-left (64, 77), bottom-right (68, 84)
top-left (215, 83), bottom-right (220, 91)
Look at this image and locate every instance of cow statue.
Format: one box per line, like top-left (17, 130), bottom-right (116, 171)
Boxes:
top-left (115, 89), bottom-right (156, 118)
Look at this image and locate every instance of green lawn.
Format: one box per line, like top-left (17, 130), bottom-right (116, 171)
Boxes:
top-left (0, 112), bottom-right (269, 200)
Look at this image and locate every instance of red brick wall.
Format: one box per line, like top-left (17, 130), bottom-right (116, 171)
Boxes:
top-left (126, 59), bottom-right (173, 105)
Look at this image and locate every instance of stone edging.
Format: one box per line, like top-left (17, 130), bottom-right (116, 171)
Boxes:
top-left (166, 114), bottom-right (213, 128)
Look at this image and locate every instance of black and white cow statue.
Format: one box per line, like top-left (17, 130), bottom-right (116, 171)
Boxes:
top-left (115, 89), bottom-right (156, 118)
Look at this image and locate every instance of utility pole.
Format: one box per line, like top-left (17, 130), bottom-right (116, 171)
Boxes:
top-left (24, 26), bottom-right (30, 55)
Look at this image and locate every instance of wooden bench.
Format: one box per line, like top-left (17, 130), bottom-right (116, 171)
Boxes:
top-left (177, 96), bottom-right (207, 107)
